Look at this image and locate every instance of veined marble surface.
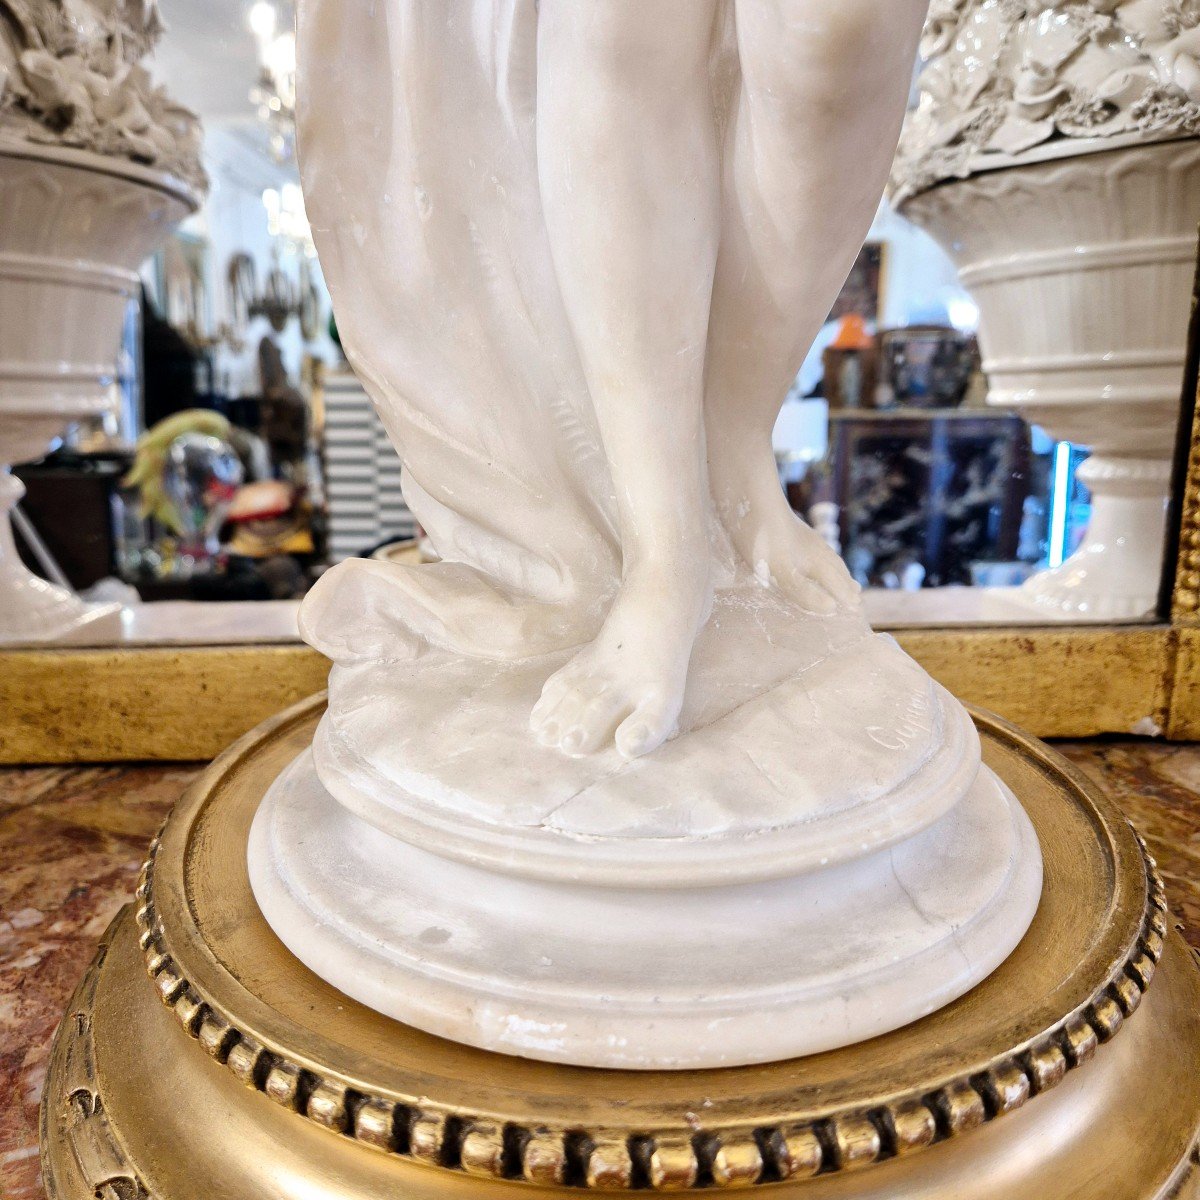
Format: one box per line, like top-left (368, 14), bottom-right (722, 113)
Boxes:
top-left (0, 762), bottom-right (200, 1200)
top-left (2, 740), bottom-right (1199, 1191)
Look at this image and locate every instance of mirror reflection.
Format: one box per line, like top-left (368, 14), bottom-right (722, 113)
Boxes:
top-left (1, 0), bottom-right (1195, 649)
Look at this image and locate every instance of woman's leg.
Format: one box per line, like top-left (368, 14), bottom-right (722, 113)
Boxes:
top-left (706, 0), bottom-right (928, 609)
top-left (532, 0), bottom-right (721, 759)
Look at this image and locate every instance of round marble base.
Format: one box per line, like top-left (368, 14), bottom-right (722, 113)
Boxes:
top-left (40, 697), bottom-right (1200, 1199)
top-left (312, 611), bottom-right (981, 889)
top-left (249, 748), bottom-right (1042, 1068)
top-left (253, 616), bottom-right (1042, 1068)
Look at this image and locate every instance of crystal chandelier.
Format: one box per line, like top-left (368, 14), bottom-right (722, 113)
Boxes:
top-left (248, 1), bottom-right (297, 163)
top-left (263, 183), bottom-right (315, 255)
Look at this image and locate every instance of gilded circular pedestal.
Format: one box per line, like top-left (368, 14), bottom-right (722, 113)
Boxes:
top-left (41, 697), bottom-right (1200, 1198)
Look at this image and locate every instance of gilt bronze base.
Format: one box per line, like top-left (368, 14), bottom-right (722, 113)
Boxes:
top-left (41, 697), bottom-right (1200, 1198)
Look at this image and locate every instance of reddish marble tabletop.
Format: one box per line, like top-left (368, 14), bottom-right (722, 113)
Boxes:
top-left (3, 743), bottom-right (1200, 1199)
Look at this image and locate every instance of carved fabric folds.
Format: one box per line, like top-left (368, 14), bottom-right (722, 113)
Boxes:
top-left (297, 0), bottom-right (739, 664)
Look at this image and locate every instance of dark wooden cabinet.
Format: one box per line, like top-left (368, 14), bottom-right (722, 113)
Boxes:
top-left (13, 459), bottom-right (129, 590)
top-left (827, 409), bottom-right (1031, 588)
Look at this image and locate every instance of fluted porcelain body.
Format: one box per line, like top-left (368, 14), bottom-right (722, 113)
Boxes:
top-left (904, 140), bottom-right (1200, 619)
top-left (0, 143), bottom-right (196, 642)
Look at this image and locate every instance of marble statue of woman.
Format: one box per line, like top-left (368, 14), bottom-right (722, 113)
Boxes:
top-left (299, 0), bottom-right (929, 763)
top-left (254, 0), bottom-right (1047, 1071)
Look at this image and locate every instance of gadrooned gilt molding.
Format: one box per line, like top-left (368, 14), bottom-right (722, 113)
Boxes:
top-left (53, 923), bottom-right (152, 1200)
top-left (1174, 360), bottom-right (1200, 625)
top-left (132, 830), bottom-right (1169, 1191)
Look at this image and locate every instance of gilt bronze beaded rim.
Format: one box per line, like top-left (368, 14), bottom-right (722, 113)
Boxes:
top-left (127, 695), bottom-right (1167, 1192)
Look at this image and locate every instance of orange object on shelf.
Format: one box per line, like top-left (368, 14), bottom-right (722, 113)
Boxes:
top-left (830, 313), bottom-right (874, 351)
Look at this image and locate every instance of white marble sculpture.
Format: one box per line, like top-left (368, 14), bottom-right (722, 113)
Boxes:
top-left (250, 0), bottom-right (1044, 1070)
top-left (298, 0), bottom-right (929, 760)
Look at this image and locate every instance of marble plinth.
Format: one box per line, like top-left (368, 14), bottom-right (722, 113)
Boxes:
top-left (309, 597), bottom-right (985, 885)
top-left (249, 602), bottom-right (1042, 1069)
top-left (250, 748), bottom-right (1040, 1068)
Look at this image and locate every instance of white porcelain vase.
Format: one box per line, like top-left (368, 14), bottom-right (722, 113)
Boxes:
top-left (0, 142), bottom-right (196, 643)
top-left (902, 139), bottom-right (1200, 620)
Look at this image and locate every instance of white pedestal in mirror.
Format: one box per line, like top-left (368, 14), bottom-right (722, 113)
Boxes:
top-left (1018, 455), bottom-right (1172, 620)
top-left (0, 144), bottom-right (195, 643)
top-left (0, 470), bottom-right (123, 644)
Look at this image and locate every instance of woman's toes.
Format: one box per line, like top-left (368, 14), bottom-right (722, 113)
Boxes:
top-left (556, 690), bottom-right (617, 754)
top-left (560, 727), bottom-right (586, 754)
top-left (790, 575), bottom-right (838, 615)
top-left (813, 558), bottom-right (862, 607)
top-left (529, 693), bottom-right (558, 734)
top-left (535, 717), bottom-right (564, 747)
top-left (565, 694), bottom-right (635, 756)
top-left (615, 699), bottom-right (678, 760)
top-left (530, 691), bottom-right (571, 742)
top-left (534, 674), bottom-right (571, 717)
top-left (548, 692), bottom-right (587, 741)
top-left (776, 514), bottom-right (861, 609)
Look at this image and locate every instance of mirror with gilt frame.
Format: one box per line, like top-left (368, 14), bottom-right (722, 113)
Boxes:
top-left (0, 1), bottom-right (1198, 763)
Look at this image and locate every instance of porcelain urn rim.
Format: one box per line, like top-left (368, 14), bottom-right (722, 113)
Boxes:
top-left (0, 135), bottom-right (203, 213)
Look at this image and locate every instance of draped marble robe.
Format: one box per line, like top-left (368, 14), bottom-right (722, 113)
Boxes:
top-left (296, 0), bottom-right (949, 827)
top-left (298, 0), bottom-right (744, 664)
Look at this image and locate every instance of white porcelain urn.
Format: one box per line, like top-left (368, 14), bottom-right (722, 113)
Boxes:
top-left (894, 1), bottom-right (1200, 620)
top-left (0, 142), bottom-right (197, 643)
top-left (903, 138), bottom-right (1200, 619)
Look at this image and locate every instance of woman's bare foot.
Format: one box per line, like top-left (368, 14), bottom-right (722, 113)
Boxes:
top-left (716, 470), bottom-right (861, 613)
top-left (530, 565), bottom-right (713, 760)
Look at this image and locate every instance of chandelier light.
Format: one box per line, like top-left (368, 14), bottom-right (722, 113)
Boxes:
top-left (248, 0), bottom-right (297, 163)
